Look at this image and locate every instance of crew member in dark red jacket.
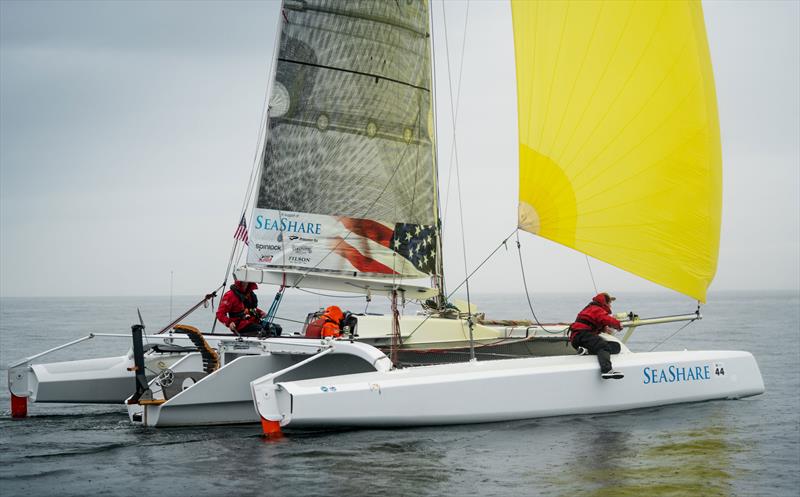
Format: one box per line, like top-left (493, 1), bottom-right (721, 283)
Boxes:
top-left (216, 281), bottom-right (266, 337)
top-left (570, 292), bottom-right (624, 379)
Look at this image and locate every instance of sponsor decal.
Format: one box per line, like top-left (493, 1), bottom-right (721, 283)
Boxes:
top-left (254, 215), bottom-right (322, 235)
top-left (290, 234), bottom-right (318, 242)
top-left (642, 364), bottom-right (711, 385)
top-left (292, 246), bottom-right (312, 254)
top-left (288, 256), bottom-right (311, 264)
top-left (276, 232), bottom-right (317, 243)
top-left (258, 255), bottom-right (273, 263)
top-left (255, 243), bottom-right (282, 251)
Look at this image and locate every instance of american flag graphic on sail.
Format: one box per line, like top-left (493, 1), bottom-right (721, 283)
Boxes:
top-left (331, 217), bottom-right (437, 277)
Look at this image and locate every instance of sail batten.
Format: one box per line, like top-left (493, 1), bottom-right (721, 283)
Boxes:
top-left (512, 0), bottom-right (721, 301)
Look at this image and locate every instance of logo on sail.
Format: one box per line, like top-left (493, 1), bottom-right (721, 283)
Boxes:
top-left (254, 215), bottom-right (322, 235)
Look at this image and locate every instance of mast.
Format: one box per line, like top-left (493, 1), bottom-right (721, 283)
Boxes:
top-left (428, 0), bottom-right (447, 308)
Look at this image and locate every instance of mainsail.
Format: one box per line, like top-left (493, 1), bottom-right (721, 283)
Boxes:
top-left (246, 0), bottom-right (440, 283)
top-left (511, 0), bottom-right (721, 302)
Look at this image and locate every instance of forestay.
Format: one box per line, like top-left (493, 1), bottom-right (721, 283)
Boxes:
top-left (247, 0), bottom-right (440, 282)
top-left (511, 0), bottom-right (721, 302)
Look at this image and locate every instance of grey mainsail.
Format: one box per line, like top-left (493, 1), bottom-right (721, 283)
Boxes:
top-left (247, 0), bottom-right (440, 281)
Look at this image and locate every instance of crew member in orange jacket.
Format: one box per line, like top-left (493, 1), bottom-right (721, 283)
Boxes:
top-left (216, 281), bottom-right (266, 336)
top-left (569, 292), bottom-right (624, 379)
top-left (320, 305), bottom-right (344, 338)
top-left (305, 305), bottom-right (345, 339)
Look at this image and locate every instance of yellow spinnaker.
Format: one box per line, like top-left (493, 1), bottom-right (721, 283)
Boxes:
top-left (511, 0), bottom-right (721, 302)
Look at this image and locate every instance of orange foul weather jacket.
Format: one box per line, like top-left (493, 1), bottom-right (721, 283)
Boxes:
top-left (305, 305), bottom-right (344, 339)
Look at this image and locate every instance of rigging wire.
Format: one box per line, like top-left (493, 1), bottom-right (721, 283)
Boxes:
top-left (439, 0), bottom-right (471, 227)
top-left (295, 287), bottom-right (365, 299)
top-left (405, 228), bottom-right (518, 341)
top-left (211, 10), bottom-right (283, 333)
top-left (440, 1), bottom-right (473, 318)
top-left (647, 317), bottom-right (699, 352)
top-left (270, 315), bottom-right (307, 325)
top-left (221, 4), bottom-right (285, 285)
top-left (585, 255), bottom-right (599, 294)
top-left (444, 228), bottom-right (518, 298)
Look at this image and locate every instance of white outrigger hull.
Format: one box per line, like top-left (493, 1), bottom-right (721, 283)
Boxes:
top-left (127, 338), bottom-right (392, 427)
top-left (8, 334), bottom-right (237, 405)
top-left (25, 355), bottom-right (166, 404)
top-left (252, 344), bottom-right (764, 429)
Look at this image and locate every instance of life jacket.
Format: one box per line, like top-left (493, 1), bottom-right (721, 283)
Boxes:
top-left (305, 306), bottom-right (344, 339)
top-left (571, 303), bottom-right (606, 332)
top-left (216, 281), bottom-right (263, 331)
top-left (228, 283), bottom-right (259, 319)
top-left (569, 293), bottom-right (619, 342)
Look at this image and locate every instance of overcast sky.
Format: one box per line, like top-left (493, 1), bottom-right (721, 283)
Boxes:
top-left (1, 0), bottom-right (798, 300)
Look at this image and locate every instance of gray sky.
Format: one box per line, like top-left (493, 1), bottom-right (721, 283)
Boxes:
top-left (1, 0), bottom-right (798, 300)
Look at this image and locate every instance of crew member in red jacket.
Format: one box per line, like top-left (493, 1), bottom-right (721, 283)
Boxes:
top-left (569, 292), bottom-right (624, 379)
top-left (216, 281), bottom-right (266, 337)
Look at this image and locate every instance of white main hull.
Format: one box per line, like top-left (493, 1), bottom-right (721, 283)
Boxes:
top-left (253, 347), bottom-right (765, 429)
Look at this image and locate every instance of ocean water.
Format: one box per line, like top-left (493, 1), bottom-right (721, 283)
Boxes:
top-left (1, 290), bottom-right (798, 497)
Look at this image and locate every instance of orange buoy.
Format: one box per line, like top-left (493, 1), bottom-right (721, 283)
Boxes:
top-left (260, 417), bottom-right (283, 438)
top-left (11, 394), bottom-right (27, 418)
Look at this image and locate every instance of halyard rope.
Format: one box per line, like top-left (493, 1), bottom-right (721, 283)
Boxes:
top-left (515, 231), bottom-right (570, 335)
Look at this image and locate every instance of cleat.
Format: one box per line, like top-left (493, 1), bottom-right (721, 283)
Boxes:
top-left (576, 346), bottom-right (589, 356)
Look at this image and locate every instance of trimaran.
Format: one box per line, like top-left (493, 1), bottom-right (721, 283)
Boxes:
top-left (8, 0), bottom-right (764, 432)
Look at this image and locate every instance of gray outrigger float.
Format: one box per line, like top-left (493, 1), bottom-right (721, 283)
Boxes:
top-left (7, 328), bottom-right (236, 415)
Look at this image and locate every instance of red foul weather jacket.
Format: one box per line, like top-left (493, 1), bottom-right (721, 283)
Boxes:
top-left (569, 293), bottom-right (622, 343)
top-left (216, 281), bottom-right (265, 332)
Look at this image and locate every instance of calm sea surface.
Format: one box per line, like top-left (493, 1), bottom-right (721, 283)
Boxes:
top-left (1, 290), bottom-right (798, 497)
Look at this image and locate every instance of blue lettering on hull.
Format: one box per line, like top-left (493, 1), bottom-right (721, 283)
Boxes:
top-left (642, 364), bottom-right (713, 385)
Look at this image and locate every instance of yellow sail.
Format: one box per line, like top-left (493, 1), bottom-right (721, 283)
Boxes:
top-left (511, 0), bottom-right (721, 302)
